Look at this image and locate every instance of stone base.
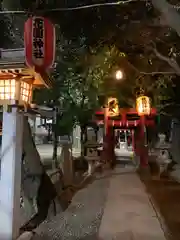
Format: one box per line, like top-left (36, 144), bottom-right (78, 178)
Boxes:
top-left (17, 231), bottom-right (34, 240)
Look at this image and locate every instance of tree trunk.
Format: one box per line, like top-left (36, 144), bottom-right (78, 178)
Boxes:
top-left (80, 125), bottom-right (86, 158)
top-left (52, 107), bottom-right (58, 168)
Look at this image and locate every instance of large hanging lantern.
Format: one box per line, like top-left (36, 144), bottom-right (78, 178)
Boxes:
top-left (107, 97), bottom-right (119, 116)
top-left (24, 16), bottom-right (55, 72)
top-left (136, 95), bottom-right (151, 116)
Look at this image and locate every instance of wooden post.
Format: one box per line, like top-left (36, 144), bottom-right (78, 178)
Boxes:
top-left (62, 143), bottom-right (73, 186)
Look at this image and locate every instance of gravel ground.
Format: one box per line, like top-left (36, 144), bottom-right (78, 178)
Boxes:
top-left (139, 162), bottom-right (180, 240)
top-left (32, 173), bottom-right (110, 240)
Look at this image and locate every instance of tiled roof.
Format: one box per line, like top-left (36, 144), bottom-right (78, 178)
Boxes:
top-left (0, 48), bottom-right (53, 88)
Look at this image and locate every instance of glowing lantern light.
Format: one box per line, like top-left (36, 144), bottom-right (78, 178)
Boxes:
top-left (0, 78), bottom-right (33, 105)
top-left (115, 70), bottom-right (123, 80)
top-left (136, 95), bottom-right (151, 116)
top-left (107, 97), bottom-right (119, 116)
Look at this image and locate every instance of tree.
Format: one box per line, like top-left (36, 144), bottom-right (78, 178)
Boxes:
top-left (3, 0), bottom-right (180, 227)
top-left (4, 0), bottom-right (180, 73)
top-left (4, 0), bottom-right (180, 112)
top-left (0, 1), bottom-right (17, 48)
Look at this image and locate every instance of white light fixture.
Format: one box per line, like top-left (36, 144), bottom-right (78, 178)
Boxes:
top-left (115, 70), bottom-right (123, 80)
top-left (0, 78), bottom-right (33, 105)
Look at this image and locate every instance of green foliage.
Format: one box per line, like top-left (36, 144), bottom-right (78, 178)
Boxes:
top-left (0, 3), bottom-right (14, 48)
top-left (33, 30), bottom-right (129, 132)
top-left (34, 30), bottom-right (174, 130)
top-left (4, 0), bottom-right (178, 119)
top-left (55, 111), bottom-right (75, 136)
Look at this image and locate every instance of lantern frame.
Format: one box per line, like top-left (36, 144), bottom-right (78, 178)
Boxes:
top-left (136, 95), bottom-right (151, 116)
top-left (24, 16), bottom-right (55, 72)
top-left (107, 97), bottom-right (119, 116)
top-left (0, 77), bottom-right (33, 106)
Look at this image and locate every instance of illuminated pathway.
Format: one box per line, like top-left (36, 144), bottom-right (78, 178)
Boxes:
top-left (99, 167), bottom-right (166, 240)
top-left (20, 166), bottom-right (168, 240)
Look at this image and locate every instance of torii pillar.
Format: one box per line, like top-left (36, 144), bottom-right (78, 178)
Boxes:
top-left (102, 107), bottom-right (115, 168)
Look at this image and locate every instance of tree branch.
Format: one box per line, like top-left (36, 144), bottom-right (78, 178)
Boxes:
top-left (152, 45), bottom-right (180, 75)
top-left (140, 71), bottom-right (177, 75)
top-left (66, 80), bottom-right (77, 106)
top-left (126, 59), bottom-right (177, 76)
top-left (156, 103), bottom-right (174, 110)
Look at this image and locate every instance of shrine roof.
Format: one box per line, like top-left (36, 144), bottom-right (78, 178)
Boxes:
top-left (0, 48), bottom-right (53, 88)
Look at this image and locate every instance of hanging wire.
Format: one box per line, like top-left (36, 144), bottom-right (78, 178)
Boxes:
top-left (0, 0), bottom-right (136, 15)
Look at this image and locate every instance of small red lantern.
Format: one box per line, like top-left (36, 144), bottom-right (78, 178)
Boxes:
top-left (24, 16), bottom-right (55, 72)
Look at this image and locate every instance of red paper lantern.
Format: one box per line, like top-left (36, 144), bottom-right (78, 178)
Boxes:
top-left (24, 16), bottom-right (55, 72)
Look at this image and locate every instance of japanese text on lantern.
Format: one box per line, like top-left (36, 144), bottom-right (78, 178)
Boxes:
top-left (32, 18), bottom-right (44, 59)
top-left (107, 97), bottom-right (119, 116)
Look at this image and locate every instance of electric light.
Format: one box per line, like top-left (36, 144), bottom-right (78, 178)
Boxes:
top-left (115, 70), bottom-right (123, 80)
top-left (0, 79), bottom-right (32, 105)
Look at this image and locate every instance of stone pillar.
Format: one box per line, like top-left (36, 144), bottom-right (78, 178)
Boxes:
top-left (0, 108), bottom-right (23, 239)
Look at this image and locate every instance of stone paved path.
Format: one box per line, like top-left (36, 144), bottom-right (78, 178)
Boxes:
top-left (99, 167), bottom-right (166, 240)
top-left (20, 166), bottom-right (167, 240)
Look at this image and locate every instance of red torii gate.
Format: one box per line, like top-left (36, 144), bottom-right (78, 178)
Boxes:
top-left (94, 108), bottom-right (157, 168)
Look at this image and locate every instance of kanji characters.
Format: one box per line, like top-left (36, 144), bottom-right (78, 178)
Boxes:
top-left (32, 18), bottom-right (44, 59)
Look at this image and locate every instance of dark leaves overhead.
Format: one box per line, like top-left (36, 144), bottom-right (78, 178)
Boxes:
top-left (3, 0), bottom-right (180, 114)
